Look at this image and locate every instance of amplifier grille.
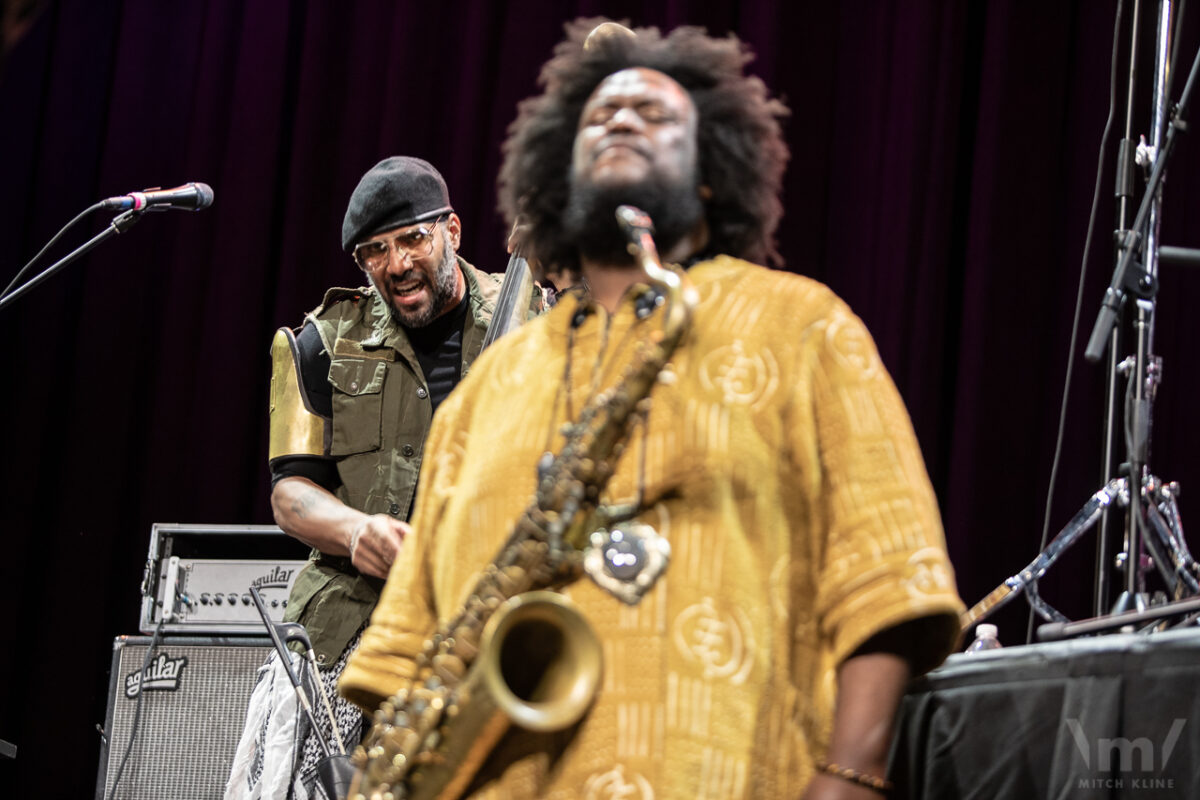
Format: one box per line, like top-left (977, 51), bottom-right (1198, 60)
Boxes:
top-left (97, 637), bottom-right (271, 800)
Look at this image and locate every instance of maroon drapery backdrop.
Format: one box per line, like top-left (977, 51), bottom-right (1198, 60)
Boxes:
top-left (4, 1), bottom-right (1200, 795)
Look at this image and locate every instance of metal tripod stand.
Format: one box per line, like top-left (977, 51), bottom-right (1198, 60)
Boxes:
top-left (964, 0), bottom-right (1200, 636)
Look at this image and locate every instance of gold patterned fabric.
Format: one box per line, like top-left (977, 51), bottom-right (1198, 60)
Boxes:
top-left (341, 256), bottom-right (964, 799)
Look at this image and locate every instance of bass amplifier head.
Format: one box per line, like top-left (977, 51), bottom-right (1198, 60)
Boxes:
top-left (140, 523), bottom-right (311, 635)
top-left (96, 636), bottom-right (272, 800)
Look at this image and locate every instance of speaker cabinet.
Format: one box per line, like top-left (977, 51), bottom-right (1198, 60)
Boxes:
top-left (96, 636), bottom-right (272, 800)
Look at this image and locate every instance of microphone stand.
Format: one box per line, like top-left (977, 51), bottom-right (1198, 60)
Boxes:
top-left (1084, 1), bottom-right (1198, 364)
top-left (1094, 0), bottom-right (1143, 617)
top-left (0, 208), bottom-right (143, 312)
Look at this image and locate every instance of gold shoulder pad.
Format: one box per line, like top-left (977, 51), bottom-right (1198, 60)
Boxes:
top-left (269, 327), bottom-right (329, 462)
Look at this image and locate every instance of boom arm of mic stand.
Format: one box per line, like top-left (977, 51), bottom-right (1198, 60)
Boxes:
top-left (1085, 40), bottom-right (1200, 363)
top-left (0, 208), bottom-right (143, 312)
top-left (960, 479), bottom-right (1127, 632)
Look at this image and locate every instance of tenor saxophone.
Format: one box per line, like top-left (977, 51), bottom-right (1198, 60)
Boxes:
top-left (348, 206), bottom-right (699, 800)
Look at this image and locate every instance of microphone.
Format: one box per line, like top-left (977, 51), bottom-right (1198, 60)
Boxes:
top-left (101, 182), bottom-right (214, 211)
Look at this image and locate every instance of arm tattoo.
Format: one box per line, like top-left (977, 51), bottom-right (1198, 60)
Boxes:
top-left (290, 487), bottom-right (324, 520)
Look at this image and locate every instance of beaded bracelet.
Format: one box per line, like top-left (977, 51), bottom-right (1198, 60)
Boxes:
top-left (815, 760), bottom-right (894, 794)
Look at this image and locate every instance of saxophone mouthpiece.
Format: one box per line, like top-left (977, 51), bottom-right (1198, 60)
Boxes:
top-left (615, 205), bottom-right (653, 234)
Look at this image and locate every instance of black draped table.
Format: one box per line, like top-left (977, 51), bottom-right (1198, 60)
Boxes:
top-left (889, 627), bottom-right (1200, 799)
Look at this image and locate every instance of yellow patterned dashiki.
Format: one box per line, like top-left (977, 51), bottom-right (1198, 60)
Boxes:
top-left (341, 255), bottom-right (964, 800)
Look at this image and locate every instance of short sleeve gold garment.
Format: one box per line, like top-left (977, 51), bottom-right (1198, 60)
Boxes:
top-left (342, 256), bottom-right (964, 799)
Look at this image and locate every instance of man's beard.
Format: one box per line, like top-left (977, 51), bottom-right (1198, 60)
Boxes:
top-left (376, 235), bottom-right (460, 328)
top-left (562, 172), bottom-right (705, 266)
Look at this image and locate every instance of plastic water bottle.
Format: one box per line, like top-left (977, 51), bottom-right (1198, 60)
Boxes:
top-left (965, 623), bottom-right (1003, 653)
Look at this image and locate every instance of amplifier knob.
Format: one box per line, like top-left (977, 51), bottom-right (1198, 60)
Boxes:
top-left (227, 593), bottom-right (239, 605)
top-left (199, 593), bottom-right (211, 605)
top-left (213, 595), bottom-right (224, 605)
top-left (241, 594), bottom-right (251, 605)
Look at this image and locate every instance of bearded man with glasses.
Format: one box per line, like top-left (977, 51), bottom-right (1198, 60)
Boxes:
top-left (226, 156), bottom-right (528, 800)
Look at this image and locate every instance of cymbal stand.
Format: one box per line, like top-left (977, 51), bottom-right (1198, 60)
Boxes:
top-left (961, 480), bottom-right (1127, 630)
top-left (966, 0), bottom-right (1200, 634)
top-left (961, 473), bottom-right (1200, 631)
top-left (1088, 0), bottom-right (1198, 617)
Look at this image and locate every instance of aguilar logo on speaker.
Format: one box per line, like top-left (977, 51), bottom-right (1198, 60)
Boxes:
top-left (124, 653), bottom-right (188, 698)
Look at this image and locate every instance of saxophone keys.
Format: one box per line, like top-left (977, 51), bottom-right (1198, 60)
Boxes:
top-left (496, 566), bottom-right (521, 593)
top-left (537, 450), bottom-right (555, 483)
top-left (375, 702), bottom-right (395, 725)
top-left (380, 727), bottom-right (407, 751)
top-left (432, 653), bottom-right (466, 683)
top-left (451, 628), bottom-right (479, 660)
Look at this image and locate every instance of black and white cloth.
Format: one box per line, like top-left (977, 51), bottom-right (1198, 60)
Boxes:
top-left (225, 630), bottom-right (366, 800)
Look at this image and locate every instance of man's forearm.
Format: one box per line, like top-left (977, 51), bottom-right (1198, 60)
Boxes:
top-left (827, 650), bottom-right (910, 774)
top-left (803, 650), bottom-right (911, 799)
top-left (271, 475), bottom-right (365, 556)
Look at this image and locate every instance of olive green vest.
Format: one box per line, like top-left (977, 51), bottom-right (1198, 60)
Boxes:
top-left (284, 258), bottom-right (501, 664)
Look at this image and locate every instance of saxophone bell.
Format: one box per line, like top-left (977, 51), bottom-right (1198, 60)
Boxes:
top-left (365, 592), bottom-right (602, 800)
top-left (479, 591), bottom-right (603, 732)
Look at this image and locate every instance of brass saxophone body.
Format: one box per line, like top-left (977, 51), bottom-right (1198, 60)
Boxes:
top-left (349, 206), bottom-right (699, 800)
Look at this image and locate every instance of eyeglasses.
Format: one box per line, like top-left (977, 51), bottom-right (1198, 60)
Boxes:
top-left (352, 219), bottom-right (442, 272)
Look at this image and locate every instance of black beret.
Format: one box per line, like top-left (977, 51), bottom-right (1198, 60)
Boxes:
top-left (341, 156), bottom-right (454, 251)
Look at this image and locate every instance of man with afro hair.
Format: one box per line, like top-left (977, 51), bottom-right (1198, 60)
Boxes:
top-left (344, 19), bottom-right (963, 800)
